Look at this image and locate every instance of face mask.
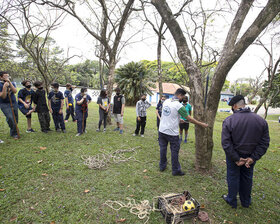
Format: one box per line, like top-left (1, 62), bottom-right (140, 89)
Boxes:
top-left (38, 87), bottom-right (43, 90)
top-left (142, 98), bottom-right (146, 101)
top-left (116, 92), bottom-right (120, 95)
top-left (26, 85), bottom-right (31, 89)
top-left (179, 99), bottom-right (183, 103)
top-left (183, 100), bottom-right (187, 103)
top-left (231, 107), bottom-right (234, 112)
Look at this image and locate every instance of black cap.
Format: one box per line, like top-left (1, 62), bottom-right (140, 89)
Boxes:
top-left (228, 95), bottom-right (245, 106)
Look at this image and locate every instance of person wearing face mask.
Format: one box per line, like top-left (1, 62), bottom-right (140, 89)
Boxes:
top-left (48, 82), bottom-right (66, 133)
top-left (156, 95), bottom-right (166, 130)
top-left (96, 89), bottom-right (110, 132)
top-left (75, 87), bottom-right (92, 136)
top-left (133, 94), bottom-right (151, 137)
top-left (112, 87), bottom-right (125, 134)
top-left (0, 71), bottom-right (19, 139)
top-left (222, 95), bottom-right (270, 208)
top-left (33, 81), bottom-right (51, 133)
top-left (179, 96), bottom-right (192, 143)
top-left (159, 88), bottom-right (208, 176)
top-left (18, 80), bottom-right (35, 133)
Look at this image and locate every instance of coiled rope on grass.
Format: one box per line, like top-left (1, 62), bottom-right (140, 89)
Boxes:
top-left (81, 146), bottom-right (140, 169)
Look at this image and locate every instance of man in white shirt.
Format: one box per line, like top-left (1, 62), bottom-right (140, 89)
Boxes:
top-left (159, 88), bottom-right (208, 176)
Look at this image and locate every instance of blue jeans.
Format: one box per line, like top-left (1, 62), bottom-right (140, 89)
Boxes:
top-left (226, 155), bottom-right (255, 208)
top-left (76, 110), bottom-right (88, 134)
top-left (159, 131), bottom-right (181, 174)
top-left (0, 102), bottom-right (18, 137)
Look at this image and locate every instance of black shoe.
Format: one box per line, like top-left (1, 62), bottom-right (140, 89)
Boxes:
top-left (56, 129), bottom-right (60, 132)
top-left (172, 171), bottom-right (185, 176)
top-left (47, 129), bottom-right (52, 131)
top-left (222, 195), bottom-right (237, 208)
top-left (160, 167), bottom-right (166, 172)
top-left (62, 129), bottom-right (66, 133)
top-left (42, 130), bottom-right (48, 133)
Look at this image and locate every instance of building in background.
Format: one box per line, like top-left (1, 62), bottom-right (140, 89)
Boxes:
top-left (220, 90), bottom-right (234, 102)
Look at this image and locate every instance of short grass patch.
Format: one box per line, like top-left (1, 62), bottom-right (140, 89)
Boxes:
top-left (0, 104), bottom-right (279, 223)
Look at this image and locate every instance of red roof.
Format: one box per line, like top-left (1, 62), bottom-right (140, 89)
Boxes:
top-left (150, 83), bottom-right (190, 94)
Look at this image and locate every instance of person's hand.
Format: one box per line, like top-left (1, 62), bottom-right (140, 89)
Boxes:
top-left (3, 81), bottom-right (9, 88)
top-left (235, 158), bottom-right (247, 166)
top-left (245, 157), bottom-right (254, 168)
top-left (49, 108), bottom-right (53, 114)
top-left (137, 116), bottom-right (141, 121)
top-left (67, 105), bottom-right (69, 110)
top-left (83, 95), bottom-right (87, 99)
top-left (59, 109), bottom-right (63, 114)
top-left (121, 112), bottom-right (124, 117)
top-left (24, 103), bottom-right (30, 109)
top-left (201, 122), bottom-right (208, 128)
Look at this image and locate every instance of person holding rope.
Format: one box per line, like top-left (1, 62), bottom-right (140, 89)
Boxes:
top-left (159, 88), bottom-right (208, 176)
top-left (64, 83), bottom-right (76, 123)
top-left (0, 71), bottom-right (19, 139)
top-left (18, 80), bottom-right (35, 133)
top-left (75, 87), bottom-right (91, 136)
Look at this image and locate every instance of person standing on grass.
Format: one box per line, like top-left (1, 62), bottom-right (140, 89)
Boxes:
top-left (48, 82), bottom-right (66, 133)
top-left (0, 71), bottom-right (19, 139)
top-left (112, 87), bottom-right (125, 134)
top-left (64, 83), bottom-right (76, 123)
top-left (96, 89), bottom-right (110, 132)
top-left (18, 80), bottom-right (35, 133)
top-left (159, 88), bottom-right (208, 176)
top-left (222, 95), bottom-right (270, 209)
top-left (156, 95), bottom-right (166, 130)
top-left (179, 96), bottom-right (192, 144)
top-left (133, 94), bottom-right (151, 137)
top-left (75, 87), bottom-right (92, 136)
top-left (33, 81), bottom-right (51, 133)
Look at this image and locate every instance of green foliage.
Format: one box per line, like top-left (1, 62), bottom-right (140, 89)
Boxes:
top-left (230, 82), bottom-right (252, 97)
top-left (222, 80), bottom-right (230, 91)
top-left (261, 72), bottom-right (280, 108)
top-left (115, 62), bottom-right (156, 105)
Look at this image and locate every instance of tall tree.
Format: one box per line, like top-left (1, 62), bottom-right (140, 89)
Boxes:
top-left (152, 0), bottom-right (280, 171)
top-left (39, 0), bottom-right (137, 99)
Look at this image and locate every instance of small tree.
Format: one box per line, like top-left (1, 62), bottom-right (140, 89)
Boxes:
top-left (115, 62), bottom-right (155, 106)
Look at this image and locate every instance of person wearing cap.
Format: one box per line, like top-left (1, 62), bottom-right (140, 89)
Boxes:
top-left (221, 95), bottom-right (270, 208)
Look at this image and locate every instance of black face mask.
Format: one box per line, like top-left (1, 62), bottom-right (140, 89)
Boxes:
top-left (183, 100), bottom-right (187, 103)
top-left (142, 98), bottom-right (146, 101)
top-left (38, 87), bottom-right (43, 90)
top-left (26, 85), bottom-right (31, 89)
top-left (179, 99), bottom-right (183, 103)
top-left (116, 92), bottom-right (120, 95)
top-left (231, 107), bottom-right (234, 112)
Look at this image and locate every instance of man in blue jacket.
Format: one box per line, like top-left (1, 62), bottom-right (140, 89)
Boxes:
top-left (222, 95), bottom-right (270, 208)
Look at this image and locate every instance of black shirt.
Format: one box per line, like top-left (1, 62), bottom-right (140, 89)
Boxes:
top-left (33, 89), bottom-right (49, 113)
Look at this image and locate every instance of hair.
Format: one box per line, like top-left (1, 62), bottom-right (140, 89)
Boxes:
top-left (183, 95), bottom-right (189, 102)
top-left (66, 83), bottom-right (71, 88)
top-left (21, 80), bottom-right (31, 86)
top-left (100, 89), bottom-right (107, 98)
top-left (175, 88), bottom-right (187, 96)
top-left (51, 82), bottom-right (59, 89)
top-left (141, 94), bottom-right (147, 97)
top-left (236, 99), bottom-right (245, 107)
top-left (81, 87), bottom-right (87, 93)
top-left (115, 87), bottom-right (121, 93)
top-left (33, 81), bottom-right (43, 87)
top-left (0, 71), bottom-right (8, 77)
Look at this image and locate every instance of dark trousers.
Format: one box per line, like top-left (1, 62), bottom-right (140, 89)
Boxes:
top-left (52, 111), bottom-right (65, 130)
top-left (135, 116), bottom-right (146, 135)
top-left (98, 110), bottom-right (108, 129)
top-left (76, 110), bottom-right (87, 134)
top-left (65, 105), bottom-right (76, 121)
top-left (157, 117), bottom-right (160, 130)
top-left (38, 112), bottom-right (50, 131)
top-left (0, 103), bottom-right (18, 137)
top-left (159, 131), bottom-right (181, 174)
top-left (226, 156), bottom-right (255, 208)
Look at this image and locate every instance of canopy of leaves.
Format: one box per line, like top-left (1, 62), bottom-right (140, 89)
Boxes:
top-left (115, 61), bottom-right (156, 106)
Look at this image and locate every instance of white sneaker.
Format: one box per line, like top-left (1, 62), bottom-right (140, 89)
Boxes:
top-left (141, 135), bottom-right (144, 137)
top-left (0, 139), bottom-right (4, 143)
top-left (84, 130), bottom-right (87, 133)
top-left (103, 128), bottom-right (106, 132)
top-left (96, 129), bottom-right (100, 132)
top-left (133, 133), bottom-right (136, 136)
top-left (76, 133), bottom-right (82, 137)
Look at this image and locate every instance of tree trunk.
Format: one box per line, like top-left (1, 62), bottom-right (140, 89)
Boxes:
top-left (263, 101), bottom-right (269, 119)
top-left (157, 30), bottom-right (163, 98)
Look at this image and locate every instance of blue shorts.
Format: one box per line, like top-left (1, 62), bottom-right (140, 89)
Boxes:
top-left (19, 106), bottom-right (32, 118)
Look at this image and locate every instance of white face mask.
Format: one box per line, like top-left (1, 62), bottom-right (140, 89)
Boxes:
top-left (84, 92), bottom-right (87, 95)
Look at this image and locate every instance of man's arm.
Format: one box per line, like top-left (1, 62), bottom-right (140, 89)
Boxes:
top-left (136, 101), bottom-right (140, 117)
top-left (221, 120), bottom-right (240, 162)
top-left (0, 82), bottom-right (9, 99)
top-left (145, 101), bottom-right (151, 109)
top-left (48, 99), bottom-right (53, 113)
top-left (250, 122), bottom-right (270, 161)
top-left (178, 106), bottom-right (208, 128)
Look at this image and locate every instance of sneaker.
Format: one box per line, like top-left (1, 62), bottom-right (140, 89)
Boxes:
top-left (0, 139), bottom-right (4, 143)
top-left (76, 133), bottom-right (82, 137)
top-left (56, 129), bottom-right (60, 132)
top-left (30, 128), bottom-right (35, 132)
top-left (12, 135), bottom-right (19, 140)
top-left (103, 128), bottom-right (106, 132)
top-left (42, 130), bottom-right (48, 133)
top-left (46, 128), bottom-right (52, 131)
top-left (26, 129), bottom-right (35, 133)
top-left (64, 120), bottom-right (69, 123)
top-left (96, 129), bottom-right (100, 132)
top-left (62, 129), bottom-right (66, 133)
top-left (84, 130), bottom-right (87, 133)
top-left (119, 130), bottom-right (123, 134)
top-left (172, 171), bottom-right (185, 176)
top-left (113, 127), bottom-right (120, 131)
top-left (184, 139), bottom-right (187, 143)
top-left (141, 135), bottom-right (144, 137)
top-left (132, 133), bottom-right (137, 136)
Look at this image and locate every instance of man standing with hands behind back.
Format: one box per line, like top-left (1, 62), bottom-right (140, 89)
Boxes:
top-left (222, 95), bottom-right (270, 208)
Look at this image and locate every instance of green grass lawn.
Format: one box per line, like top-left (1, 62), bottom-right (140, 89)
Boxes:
top-left (0, 104), bottom-right (279, 223)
